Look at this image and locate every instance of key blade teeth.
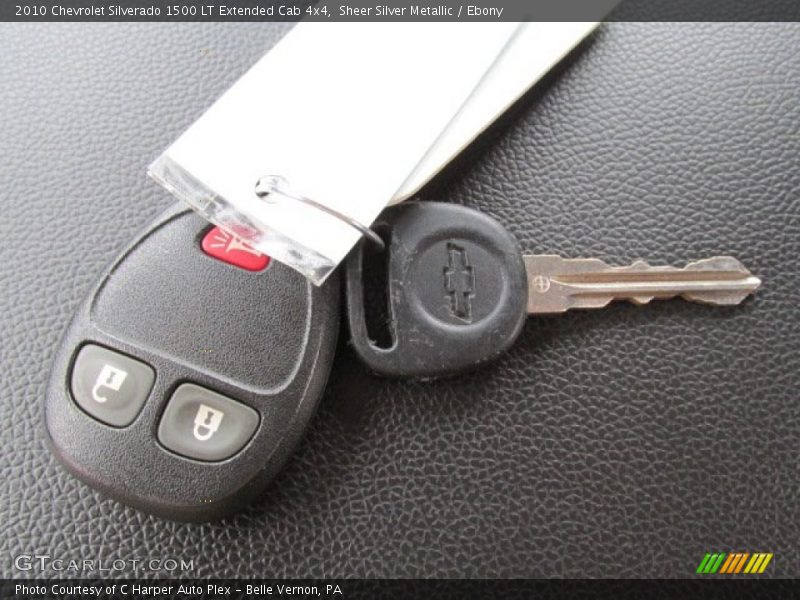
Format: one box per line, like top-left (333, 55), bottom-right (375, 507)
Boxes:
top-left (684, 256), bottom-right (749, 273)
top-left (525, 254), bottom-right (762, 314)
top-left (683, 275), bottom-right (762, 306)
top-left (683, 292), bottom-right (754, 306)
top-left (683, 258), bottom-right (761, 305)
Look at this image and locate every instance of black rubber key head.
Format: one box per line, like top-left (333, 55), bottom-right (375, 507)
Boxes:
top-left (45, 204), bottom-right (339, 521)
top-left (346, 202), bottom-right (527, 378)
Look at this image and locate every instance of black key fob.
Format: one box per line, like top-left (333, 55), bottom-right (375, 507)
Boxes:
top-left (346, 201), bottom-right (527, 378)
top-left (45, 204), bottom-right (339, 521)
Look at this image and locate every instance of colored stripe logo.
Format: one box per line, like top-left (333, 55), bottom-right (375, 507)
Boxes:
top-left (696, 552), bottom-right (773, 574)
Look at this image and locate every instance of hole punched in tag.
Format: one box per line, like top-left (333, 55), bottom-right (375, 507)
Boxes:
top-left (254, 175), bottom-right (386, 251)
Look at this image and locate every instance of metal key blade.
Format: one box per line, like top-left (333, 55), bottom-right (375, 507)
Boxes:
top-left (524, 255), bottom-right (761, 314)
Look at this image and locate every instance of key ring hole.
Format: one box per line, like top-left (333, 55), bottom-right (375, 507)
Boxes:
top-left (360, 224), bottom-right (394, 350)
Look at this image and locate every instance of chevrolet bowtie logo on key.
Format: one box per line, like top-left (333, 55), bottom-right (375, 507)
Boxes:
top-left (444, 242), bottom-right (475, 322)
top-left (696, 552), bottom-right (774, 574)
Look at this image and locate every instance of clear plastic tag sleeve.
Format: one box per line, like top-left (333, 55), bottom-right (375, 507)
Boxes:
top-left (148, 154), bottom-right (341, 282)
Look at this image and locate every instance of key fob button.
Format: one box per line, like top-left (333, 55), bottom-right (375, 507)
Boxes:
top-left (158, 384), bottom-right (259, 462)
top-left (201, 226), bottom-right (270, 272)
top-left (70, 344), bottom-right (155, 427)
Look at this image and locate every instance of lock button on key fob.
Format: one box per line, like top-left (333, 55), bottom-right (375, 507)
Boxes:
top-left (158, 384), bottom-right (259, 462)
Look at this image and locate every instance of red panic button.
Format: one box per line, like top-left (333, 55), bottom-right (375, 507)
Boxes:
top-left (201, 227), bottom-right (270, 272)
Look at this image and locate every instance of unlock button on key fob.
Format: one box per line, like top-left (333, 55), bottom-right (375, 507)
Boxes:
top-left (71, 344), bottom-right (155, 427)
top-left (158, 384), bottom-right (259, 462)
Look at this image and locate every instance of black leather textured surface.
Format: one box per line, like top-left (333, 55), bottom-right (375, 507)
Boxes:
top-left (1, 23), bottom-right (798, 578)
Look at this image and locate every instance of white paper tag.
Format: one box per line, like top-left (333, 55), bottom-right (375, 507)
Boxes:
top-left (393, 22), bottom-right (601, 202)
top-left (149, 22), bottom-right (518, 284)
